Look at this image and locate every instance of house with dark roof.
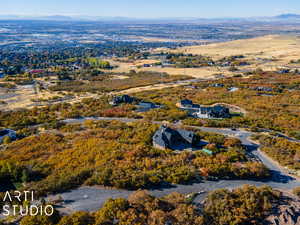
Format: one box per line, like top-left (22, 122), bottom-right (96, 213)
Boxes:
top-left (228, 87), bottom-right (239, 92)
top-left (253, 86), bottom-right (273, 92)
top-left (178, 99), bottom-right (200, 109)
top-left (210, 83), bottom-right (225, 87)
top-left (136, 101), bottom-right (161, 112)
top-left (138, 101), bottom-right (156, 108)
top-left (177, 99), bottom-right (230, 119)
top-left (152, 125), bottom-right (198, 150)
top-left (277, 68), bottom-right (290, 74)
top-left (178, 99), bottom-right (194, 108)
top-left (0, 129), bottom-right (16, 143)
top-left (195, 105), bottom-right (230, 119)
top-left (109, 95), bottom-right (137, 106)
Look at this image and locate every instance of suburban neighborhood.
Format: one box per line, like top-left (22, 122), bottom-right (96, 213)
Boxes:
top-left (1, 1), bottom-right (300, 224)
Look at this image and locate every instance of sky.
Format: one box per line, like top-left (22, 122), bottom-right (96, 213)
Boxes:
top-left (1, 0), bottom-right (300, 18)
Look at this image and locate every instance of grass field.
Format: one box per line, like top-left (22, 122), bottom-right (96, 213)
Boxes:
top-left (109, 59), bottom-right (233, 78)
top-left (109, 35), bottom-right (300, 78)
top-left (174, 35), bottom-right (300, 70)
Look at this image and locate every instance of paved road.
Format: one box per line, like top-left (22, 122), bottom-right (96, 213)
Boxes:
top-left (53, 117), bottom-right (300, 212)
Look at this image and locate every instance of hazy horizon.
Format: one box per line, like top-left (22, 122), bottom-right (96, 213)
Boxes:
top-left (1, 0), bottom-right (300, 19)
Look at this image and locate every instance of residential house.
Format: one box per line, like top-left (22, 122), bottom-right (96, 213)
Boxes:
top-left (254, 86), bottom-right (273, 92)
top-left (195, 105), bottom-right (230, 119)
top-left (184, 85), bottom-right (198, 90)
top-left (138, 102), bottom-right (156, 108)
top-left (109, 95), bottom-right (137, 106)
top-left (210, 83), bottom-right (224, 88)
top-left (0, 129), bottom-right (16, 143)
top-left (201, 148), bottom-right (213, 155)
top-left (177, 99), bottom-right (230, 119)
top-left (228, 87), bottom-right (239, 92)
top-left (277, 68), bottom-right (290, 74)
top-left (136, 101), bottom-right (160, 112)
top-left (153, 125), bottom-right (198, 150)
top-left (178, 99), bottom-right (200, 109)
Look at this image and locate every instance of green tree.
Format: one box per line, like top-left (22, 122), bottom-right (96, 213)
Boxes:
top-left (2, 136), bottom-right (11, 144)
top-left (20, 215), bottom-right (54, 225)
top-left (95, 198), bottom-right (129, 225)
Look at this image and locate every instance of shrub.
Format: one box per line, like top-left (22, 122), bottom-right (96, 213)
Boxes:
top-left (203, 185), bottom-right (277, 225)
top-left (293, 187), bottom-right (300, 197)
top-left (58, 211), bottom-right (94, 225)
top-left (2, 136), bottom-right (11, 144)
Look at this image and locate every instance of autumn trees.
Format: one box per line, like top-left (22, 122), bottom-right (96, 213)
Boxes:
top-left (0, 121), bottom-right (269, 196)
top-left (50, 71), bottom-right (190, 93)
top-left (58, 211), bottom-right (94, 225)
top-left (94, 190), bottom-right (204, 225)
top-left (259, 135), bottom-right (300, 170)
top-left (203, 185), bottom-right (279, 225)
top-left (0, 160), bottom-right (31, 189)
top-left (18, 186), bottom-right (279, 225)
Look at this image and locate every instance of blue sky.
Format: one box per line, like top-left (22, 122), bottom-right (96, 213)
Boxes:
top-left (2, 0), bottom-right (300, 18)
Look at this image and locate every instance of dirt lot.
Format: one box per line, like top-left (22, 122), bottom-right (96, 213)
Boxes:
top-left (0, 84), bottom-right (55, 111)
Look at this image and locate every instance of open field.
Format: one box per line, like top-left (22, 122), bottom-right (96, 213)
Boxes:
top-left (174, 35), bottom-right (300, 58)
top-left (109, 59), bottom-right (234, 78)
top-left (109, 35), bottom-right (300, 78)
top-left (0, 84), bottom-right (61, 111)
top-left (174, 35), bottom-right (300, 70)
top-left (123, 35), bottom-right (210, 43)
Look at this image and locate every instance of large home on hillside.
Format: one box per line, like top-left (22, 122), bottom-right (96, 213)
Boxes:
top-left (0, 129), bottom-right (16, 143)
top-left (253, 86), bottom-right (274, 92)
top-left (210, 83), bottom-right (224, 87)
top-left (178, 99), bottom-right (200, 109)
top-left (109, 95), bottom-right (137, 106)
top-left (110, 95), bottom-right (161, 112)
top-left (136, 101), bottom-right (161, 112)
top-left (153, 125), bottom-right (198, 150)
top-left (194, 105), bottom-right (230, 119)
top-left (177, 99), bottom-right (230, 119)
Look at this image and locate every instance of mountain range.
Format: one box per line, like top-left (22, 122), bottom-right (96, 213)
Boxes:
top-left (0, 14), bottom-right (300, 23)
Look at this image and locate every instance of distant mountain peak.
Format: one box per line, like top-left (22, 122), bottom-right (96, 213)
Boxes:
top-left (276, 13), bottom-right (300, 19)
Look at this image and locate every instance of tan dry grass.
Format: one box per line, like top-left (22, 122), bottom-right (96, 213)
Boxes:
top-left (109, 59), bottom-right (231, 78)
top-left (175, 35), bottom-right (299, 57)
top-left (110, 35), bottom-right (300, 78)
top-left (0, 85), bottom-right (58, 111)
top-left (174, 35), bottom-right (300, 70)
